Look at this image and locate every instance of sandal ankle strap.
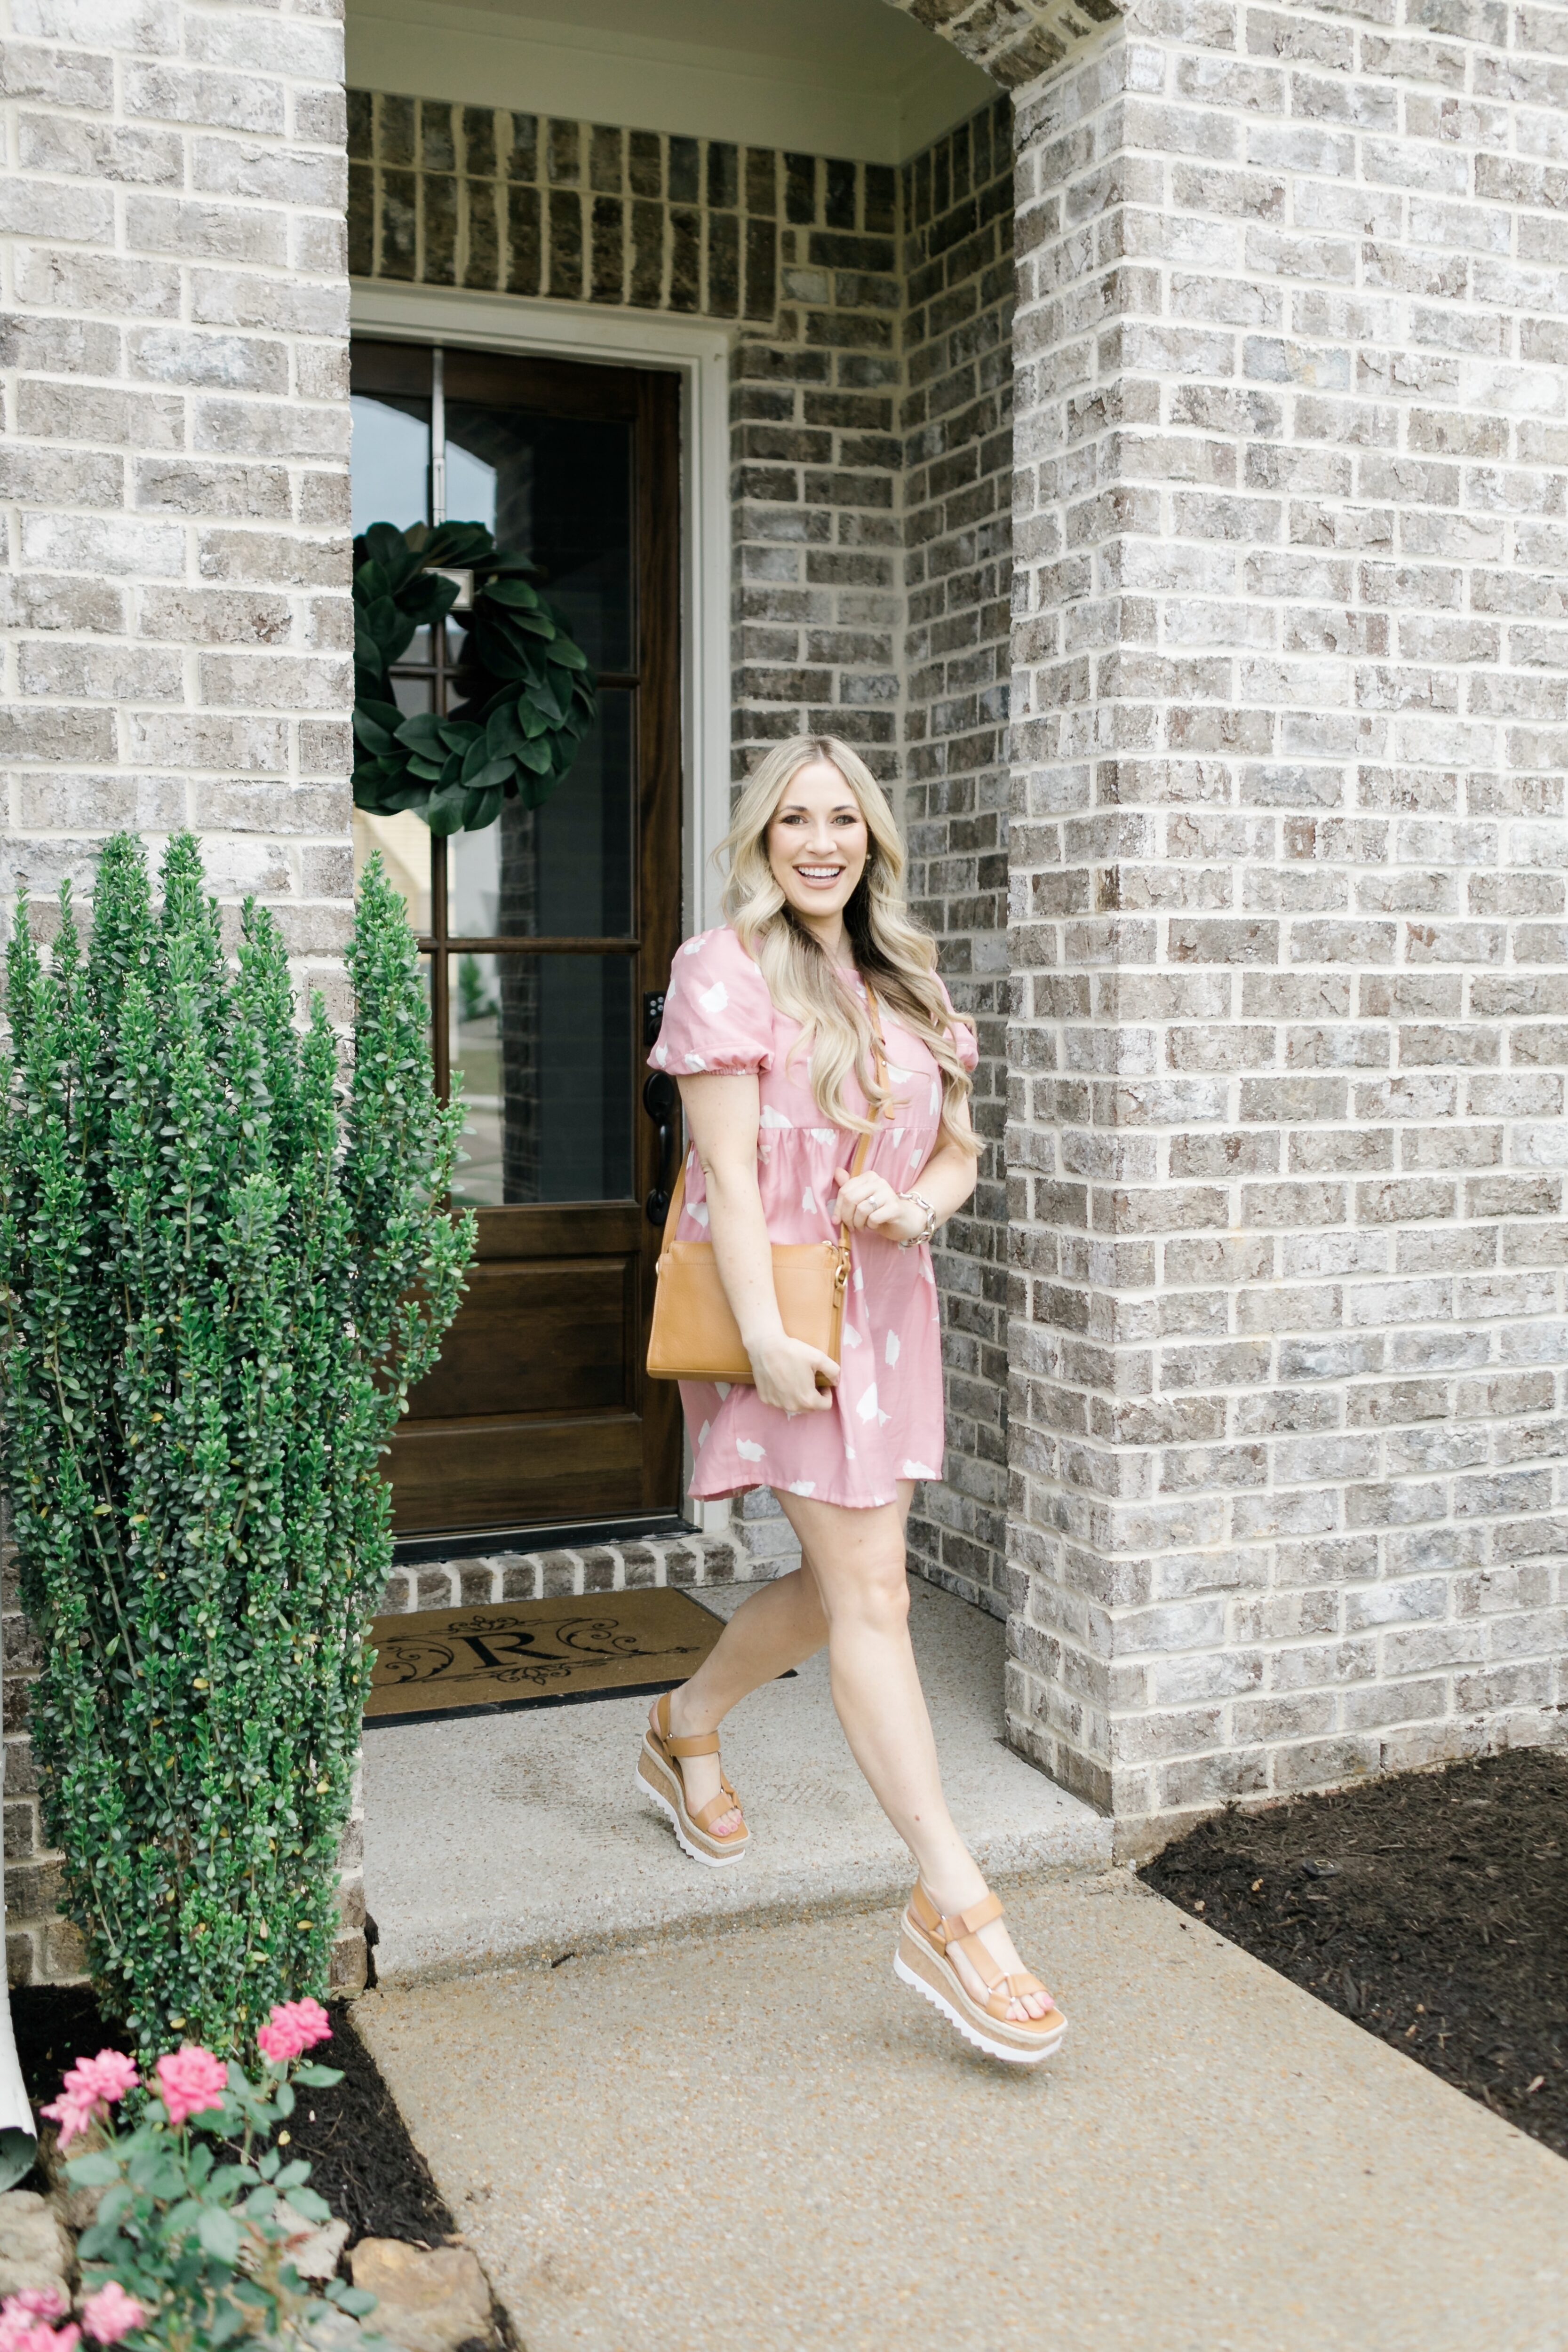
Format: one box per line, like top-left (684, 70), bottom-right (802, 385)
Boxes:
top-left (653, 1693), bottom-right (723, 1759)
top-left (912, 1882), bottom-right (1003, 1945)
top-left (667, 1729), bottom-right (721, 1759)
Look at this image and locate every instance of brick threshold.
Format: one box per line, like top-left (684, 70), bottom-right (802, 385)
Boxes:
top-left (376, 1531), bottom-right (748, 1614)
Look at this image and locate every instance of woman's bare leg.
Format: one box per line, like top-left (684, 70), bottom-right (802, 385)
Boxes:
top-left (774, 1484), bottom-right (1051, 2022)
top-left (661, 1562), bottom-right (828, 1838)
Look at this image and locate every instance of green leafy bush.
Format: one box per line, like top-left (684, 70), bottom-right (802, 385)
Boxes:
top-left (0, 834), bottom-right (474, 2053)
top-left (351, 519), bottom-right (597, 836)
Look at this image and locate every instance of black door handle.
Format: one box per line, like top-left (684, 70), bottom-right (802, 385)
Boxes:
top-left (642, 1070), bottom-right (679, 1226)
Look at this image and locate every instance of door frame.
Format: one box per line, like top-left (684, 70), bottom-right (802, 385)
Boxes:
top-left (348, 285), bottom-right (735, 1533)
top-left (349, 285), bottom-right (734, 945)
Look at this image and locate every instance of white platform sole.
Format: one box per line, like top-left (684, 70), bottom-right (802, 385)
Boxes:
top-left (893, 1949), bottom-right (1065, 2067)
top-left (634, 1755), bottom-right (748, 1869)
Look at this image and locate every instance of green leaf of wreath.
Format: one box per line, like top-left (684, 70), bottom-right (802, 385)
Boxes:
top-left (483, 578), bottom-right (543, 609)
top-left (351, 517), bottom-right (597, 835)
top-left (352, 700), bottom-right (405, 755)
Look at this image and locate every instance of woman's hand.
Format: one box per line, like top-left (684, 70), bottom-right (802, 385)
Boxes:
top-left (831, 1164), bottom-right (925, 1244)
top-left (745, 1330), bottom-right (838, 1414)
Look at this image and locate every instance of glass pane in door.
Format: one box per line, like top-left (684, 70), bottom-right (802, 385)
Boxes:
top-left (445, 692), bottom-right (633, 940)
top-left (448, 954), bottom-right (634, 1207)
top-left (444, 402), bottom-right (633, 671)
top-left (353, 810), bottom-right (433, 933)
top-left (350, 393), bottom-right (430, 537)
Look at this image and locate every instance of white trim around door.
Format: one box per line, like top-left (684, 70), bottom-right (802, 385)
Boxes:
top-left (348, 284), bottom-right (733, 940)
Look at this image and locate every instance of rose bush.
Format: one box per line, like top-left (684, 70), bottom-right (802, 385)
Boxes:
top-left (40, 2003), bottom-right (375, 2352)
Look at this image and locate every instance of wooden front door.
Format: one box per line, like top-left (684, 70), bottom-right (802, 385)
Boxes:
top-left (350, 338), bottom-right (683, 1537)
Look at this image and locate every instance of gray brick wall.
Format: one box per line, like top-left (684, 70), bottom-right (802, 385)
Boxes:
top-left (0, 0), bottom-right (356, 1986)
top-left (882, 0), bottom-right (1125, 91)
top-left (901, 99), bottom-right (1017, 1617)
top-left (1005, 0), bottom-right (1568, 1840)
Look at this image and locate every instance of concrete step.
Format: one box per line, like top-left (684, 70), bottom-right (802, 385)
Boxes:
top-left (362, 1580), bottom-right (1112, 1986)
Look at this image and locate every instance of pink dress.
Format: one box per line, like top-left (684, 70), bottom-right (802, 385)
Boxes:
top-left (648, 925), bottom-right (978, 1510)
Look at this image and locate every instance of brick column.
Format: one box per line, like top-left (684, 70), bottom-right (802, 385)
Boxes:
top-left (0, 0), bottom-right (357, 1982)
top-left (1007, 5), bottom-right (1568, 1841)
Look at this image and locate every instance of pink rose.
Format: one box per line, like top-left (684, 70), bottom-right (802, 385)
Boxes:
top-left (41, 2049), bottom-right (141, 2151)
top-left (1, 2329), bottom-right (78, 2352)
top-left (256, 1998), bottom-right (331, 2066)
top-left (1, 2296), bottom-right (68, 2326)
top-left (38, 2094), bottom-right (96, 2150)
top-left (80, 2286), bottom-right (144, 2347)
top-left (0, 2307), bottom-right (78, 2352)
top-left (153, 2047), bottom-right (229, 2130)
top-left (64, 2053), bottom-right (138, 2108)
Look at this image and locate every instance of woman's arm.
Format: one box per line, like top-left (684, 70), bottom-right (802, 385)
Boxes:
top-left (677, 1072), bottom-right (836, 1414)
top-left (832, 1087), bottom-right (979, 1242)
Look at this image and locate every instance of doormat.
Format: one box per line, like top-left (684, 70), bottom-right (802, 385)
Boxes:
top-left (364, 1587), bottom-right (726, 1727)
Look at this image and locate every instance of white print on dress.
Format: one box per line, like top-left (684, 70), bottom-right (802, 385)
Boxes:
top-left (901, 1460), bottom-right (939, 1479)
top-left (735, 1438), bottom-right (765, 1461)
top-left (856, 1384), bottom-right (879, 1422)
top-left (802, 1187), bottom-right (816, 1212)
top-left (688, 1201), bottom-right (709, 1227)
top-left (698, 1422), bottom-right (710, 1446)
top-left (760, 1104), bottom-right (791, 1127)
top-left (699, 980), bottom-right (728, 1013)
top-left (788, 1480), bottom-right (816, 1496)
top-left (840, 1322), bottom-right (861, 1348)
top-left (885, 1331), bottom-right (900, 1366)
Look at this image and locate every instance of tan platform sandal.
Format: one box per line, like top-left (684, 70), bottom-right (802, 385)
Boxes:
top-left (636, 1693), bottom-right (749, 1868)
top-left (895, 1883), bottom-right (1067, 2066)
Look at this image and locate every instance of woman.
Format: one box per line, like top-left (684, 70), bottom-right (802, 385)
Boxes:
top-left (637, 734), bottom-right (1066, 2066)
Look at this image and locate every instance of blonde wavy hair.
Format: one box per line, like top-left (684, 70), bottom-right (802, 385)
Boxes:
top-left (718, 735), bottom-right (978, 1152)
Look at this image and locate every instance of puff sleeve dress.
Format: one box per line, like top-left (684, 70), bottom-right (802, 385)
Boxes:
top-left (648, 924), bottom-right (977, 1510)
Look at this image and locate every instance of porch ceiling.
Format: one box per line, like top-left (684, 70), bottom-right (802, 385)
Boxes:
top-left (344, 0), bottom-right (1118, 164)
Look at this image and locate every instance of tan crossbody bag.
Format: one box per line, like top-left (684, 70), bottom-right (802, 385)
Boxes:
top-left (646, 984), bottom-right (892, 1385)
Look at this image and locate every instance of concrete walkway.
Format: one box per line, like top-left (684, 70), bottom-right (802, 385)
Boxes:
top-left (356, 1872), bottom-right (1568, 2352)
top-left (363, 1581), bottom-right (1110, 1985)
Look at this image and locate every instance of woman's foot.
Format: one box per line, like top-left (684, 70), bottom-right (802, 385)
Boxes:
top-left (934, 1901), bottom-right (1052, 2021)
top-left (635, 1692), bottom-right (748, 1866)
top-left (895, 1882), bottom-right (1067, 2065)
top-left (659, 1690), bottom-right (743, 1842)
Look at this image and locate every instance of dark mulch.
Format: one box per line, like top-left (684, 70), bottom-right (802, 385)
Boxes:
top-left (9, 1984), bottom-right (454, 2247)
top-left (1141, 1747), bottom-right (1568, 2161)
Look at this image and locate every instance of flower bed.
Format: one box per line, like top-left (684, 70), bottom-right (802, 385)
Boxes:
top-left (12, 1996), bottom-right (452, 2256)
top-left (16, 2000), bottom-right (372, 2352)
top-left (1142, 1748), bottom-right (1568, 2160)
